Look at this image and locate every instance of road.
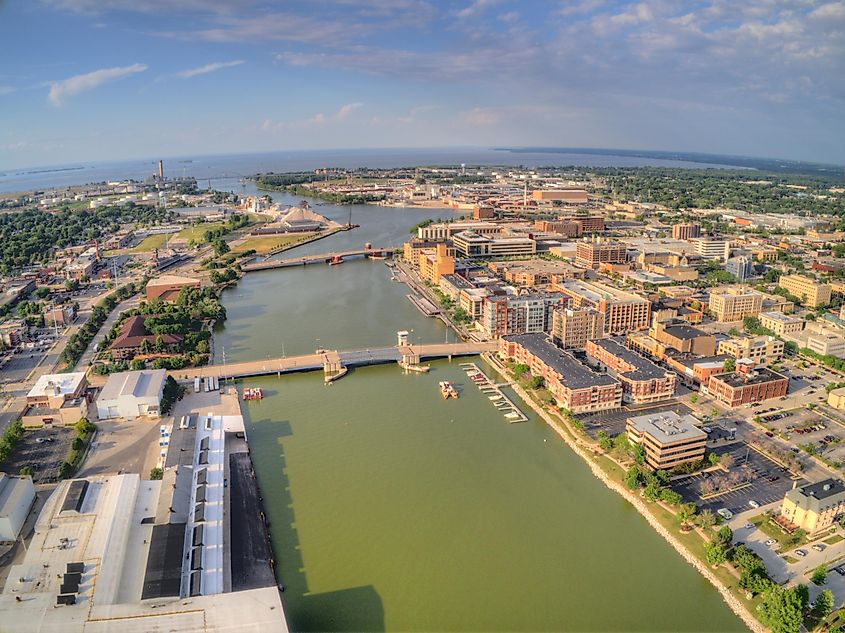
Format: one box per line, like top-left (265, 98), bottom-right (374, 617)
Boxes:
top-left (74, 292), bottom-right (142, 371)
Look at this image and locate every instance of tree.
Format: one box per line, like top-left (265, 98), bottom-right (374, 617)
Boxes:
top-left (212, 239), bottom-right (230, 256)
top-left (760, 585), bottom-right (805, 633)
top-left (678, 503), bottom-right (697, 526)
top-left (660, 489), bottom-right (682, 505)
top-left (625, 465), bottom-right (642, 490)
top-left (690, 393), bottom-right (698, 404)
top-left (528, 376), bottom-right (544, 390)
top-left (811, 563), bottom-right (828, 585)
top-left (705, 541), bottom-right (727, 566)
top-left (149, 467), bottom-right (163, 480)
top-left (643, 482), bottom-right (662, 501)
top-left (715, 525), bottom-right (733, 546)
top-left (59, 461), bottom-right (74, 479)
top-left (696, 508), bottom-right (716, 529)
top-left (597, 431), bottom-right (614, 452)
top-left (723, 358), bottom-right (736, 373)
top-left (813, 588), bottom-right (834, 620)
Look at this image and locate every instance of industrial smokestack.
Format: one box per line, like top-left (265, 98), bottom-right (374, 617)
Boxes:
top-left (158, 160), bottom-right (164, 180)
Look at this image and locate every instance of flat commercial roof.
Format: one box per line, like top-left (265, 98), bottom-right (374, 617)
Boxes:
top-left (141, 523), bottom-right (186, 600)
top-left (663, 324), bottom-right (709, 341)
top-left (627, 411), bottom-right (706, 444)
top-left (559, 279), bottom-right (646, 305)
top-left (504, 333), bottom-right (618, 390)
top-left (590, 338), bottom-right (668, 381)
top-left (712, 367), bottom-right (788, 387)
top-left (27, 372), bottom-right (86, 399)
top-left (99, 369), bottom-right (167, 401)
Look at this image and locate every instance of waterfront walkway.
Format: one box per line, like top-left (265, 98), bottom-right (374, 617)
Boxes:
top-left (242, 246), bottom-right (394, 272)
top-left (174, 342), bottom-right (497, 381)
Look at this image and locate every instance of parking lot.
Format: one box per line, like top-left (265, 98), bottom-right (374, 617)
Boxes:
top-left (672, 442), bottom-right (806, 515)
top-left (2, 426), bottom-right (75, 482)
top-left (578, 400), bottom-right (693, 440)
top-left (755, 405), bottom-right (845, 466)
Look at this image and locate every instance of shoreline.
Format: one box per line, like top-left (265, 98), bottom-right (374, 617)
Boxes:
top-left (482, 352), bottom-right (766, 633)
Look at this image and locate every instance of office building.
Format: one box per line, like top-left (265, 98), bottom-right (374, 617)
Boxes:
top-left (807, 332), bottom-right (845, 357)
top-left (725, 256), bottom-right (754, 282)
top-left (691, 238), bottom-right (731, 261)
top-left (499, 334), bottom-right (622, 414)
top-left (651, 319), bottom-right (716, 355)
top-left (481, 293), bottom-right (565, 338)
top-left (778, 274), bottom-right (831, 308)
top-left (531, 189), bottom-right (588, 204)
top-left (708, 288), bottom-right (763, 322)
top-left (550, 307), bottom-right (605, 349)
top-left (759, 311), bottom-right (805, 336)
top-left (717, 336), bottom-right (783, 365)
top-left (419, 243), bottom-right (455, 285)
top-left (575, 239), bottom-right (627, 269)
top-left (626, 411), bottom-right (707, 470)
top-left (23, 372), bottom-right (89, 427)
top-left (110, 315), bottom-right (183, 361)
top-left (705, 366), bottom-right (789, 408)
top-left (417, 221), bottom-right (500, 241)
top-left (585, 338), bottom-right (677, 404)
top-left (451, 231), bottom-right (536, 258)
top-left (672, 223), bottom-right (701, 240)
top-left (556, 280), bottom-right (651, 334)
top-left (779, 479), bottom-right (845, 534)
top-left (459, 287), bottom-right (490, 321)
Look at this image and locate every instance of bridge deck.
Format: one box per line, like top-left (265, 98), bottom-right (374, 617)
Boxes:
top-left (172, 342), bottom-right (496, 380)
top-left (242, 247), bottom-right (393, 272)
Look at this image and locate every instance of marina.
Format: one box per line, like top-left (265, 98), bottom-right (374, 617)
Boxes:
top-left (461, 362), bottom-right (528, 423)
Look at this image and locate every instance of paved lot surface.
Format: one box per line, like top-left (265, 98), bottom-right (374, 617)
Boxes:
top-left (79, 418), bottom-right (164, 478)
top-left (672, 442), bottom-right (806, 515)
top-left (2, 426), bottom-right (75, 482)
top-left (579, 400), bottom-right (693, 439)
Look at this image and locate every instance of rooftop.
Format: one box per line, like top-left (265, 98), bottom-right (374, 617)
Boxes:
top-left (558, 279), bottom-right (647, 305)
top-left (27, 372), bottom-right (86, 400)
top-left (711, 367), bottom-right (788, 387)
top-left (146, 274), bottom-right (201, 288)
top-left (99, 369), bottom-right (167, 401)
top-left (504, 333), bottom-right (619, 390)
top-left (627, 411), bottom-right (706, 444)
top-left (590, 338), bottom-right (669, 381)
top-left (111, 315), bottom-right (183, 350)
top-left (662, 323), bottom-right (710, 341)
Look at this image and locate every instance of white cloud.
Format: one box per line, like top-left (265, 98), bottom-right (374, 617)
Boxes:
top-left (174, 60), bottom-right (244, 78)
top-left (48, 63), bottom-right (147, 105)
top-left (306, 102), bottom-right (363, 125)
top-left (0, 86), bottom-right (17, 95)
top-left (457, 0), bottom-right (503, 19)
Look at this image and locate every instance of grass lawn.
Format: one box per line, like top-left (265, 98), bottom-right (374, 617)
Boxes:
top-left (235, 233), bottom-right (317, 254)
top-left (130, 233), bottom-right (170, 252)
top-left (783, 554), bottom-right (798, 564)
top-left (749, 513), bottom-right (808, 551)
top-left (823, 533), bottom-right (844, 546)
top-left (176, 222), bottom-right (227, 243)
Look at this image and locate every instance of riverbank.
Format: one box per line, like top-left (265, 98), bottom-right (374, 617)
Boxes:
top-left (482, 352), bottom-right (765, 633)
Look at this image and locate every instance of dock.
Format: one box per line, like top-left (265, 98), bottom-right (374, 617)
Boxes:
top-left (406, 294), bottom-right (441, 316)
top-left (460, 362), bottom-right (528, 423)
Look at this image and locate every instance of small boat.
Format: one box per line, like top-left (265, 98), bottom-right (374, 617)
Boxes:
top-left (505, 412), bottom-right (522, 420)
top-left (439, 381), bottom-right (458, 399)
top-left (243, 387), bottom-right (264, 401)
top-left (489, 394), bottom-right (503, 401)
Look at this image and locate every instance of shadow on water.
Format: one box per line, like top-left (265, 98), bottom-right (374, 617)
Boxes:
top-left (245, 413), bottom-right (385, 633)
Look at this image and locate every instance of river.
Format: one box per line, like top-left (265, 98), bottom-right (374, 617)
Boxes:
top-left (213, 192), bottom-right (746, 632)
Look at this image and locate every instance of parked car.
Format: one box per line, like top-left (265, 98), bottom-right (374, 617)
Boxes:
top-left (717, 508), bottom-right (733, 520)
top-left (765, 539), bottom-right (777, 547)
top-left (811, 544), bottom-right (825, 552)
top-left (748, 500), bottom-right (760, 509)
top-left (744, 523), bottom-right (754, 530)
top-left (795, 549), bottom-right (808, 557)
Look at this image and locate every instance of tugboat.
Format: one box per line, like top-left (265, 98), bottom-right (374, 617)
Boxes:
top-left (439, 381), bottom-right (458, 399)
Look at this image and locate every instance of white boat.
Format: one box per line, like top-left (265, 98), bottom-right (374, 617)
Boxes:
top-left (489, 394), bottom-right (503, 400)
top-left (505, 412), bottom-right (522, 420)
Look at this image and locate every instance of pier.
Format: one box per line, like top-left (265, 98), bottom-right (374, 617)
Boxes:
top-left (174, 342), bottom-right (497, 381)
top-left (241, 246), bottom-right (395, 272)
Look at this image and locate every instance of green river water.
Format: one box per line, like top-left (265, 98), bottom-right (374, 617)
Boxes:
top-left (213, 195), bottom-right (746, 632)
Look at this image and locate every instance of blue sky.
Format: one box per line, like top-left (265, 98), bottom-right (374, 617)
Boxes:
top-left (1, 0), bottom-right (844, 169)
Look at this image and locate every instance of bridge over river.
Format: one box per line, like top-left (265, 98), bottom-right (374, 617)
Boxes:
top-left (173, 342), bottom-right (497, 381)
top-left (241, 246), bottom-right (395, 272)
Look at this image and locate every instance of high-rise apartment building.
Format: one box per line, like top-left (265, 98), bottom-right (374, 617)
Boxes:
top-left (550, 307), bottom-right (605, 349)
top-left (708, 288), bottom-right (763, 322)
top-left (672, 223), bottom-right (701, 240)
top-left (556, 280), bottom-right (651, 334)
top-left (575, 239), bottom-right (627, 269)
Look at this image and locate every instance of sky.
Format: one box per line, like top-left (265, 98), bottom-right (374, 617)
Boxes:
top-left (1, 0), bottom-right (844, 169)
